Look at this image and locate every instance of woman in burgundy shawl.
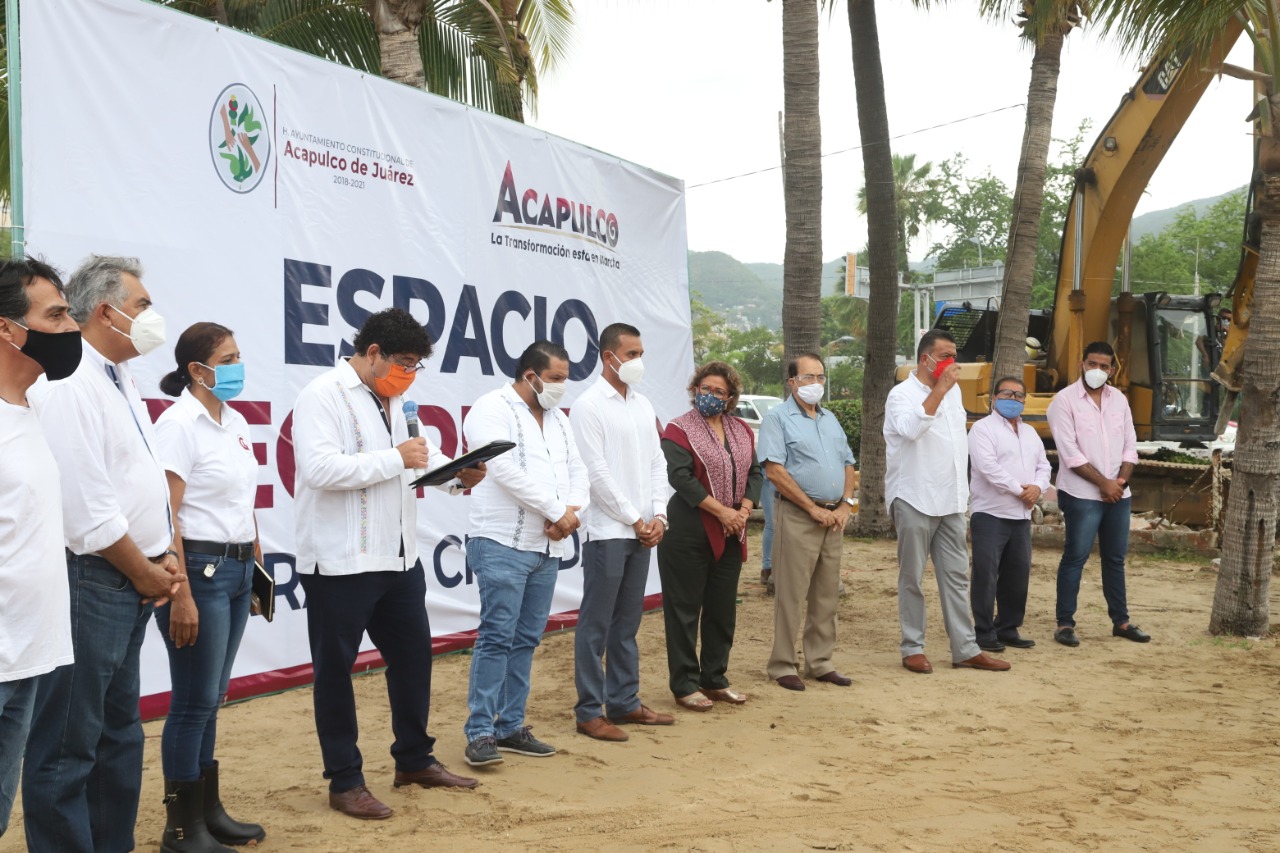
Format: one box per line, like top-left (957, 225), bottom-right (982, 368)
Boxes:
top-left (657, 361), bottom-right (762, 711)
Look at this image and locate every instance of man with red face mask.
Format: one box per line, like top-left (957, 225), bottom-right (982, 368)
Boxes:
top-left (884, 330), bottom-right (1010, 676)
top-left (292, 308), bottom-right (485, 820)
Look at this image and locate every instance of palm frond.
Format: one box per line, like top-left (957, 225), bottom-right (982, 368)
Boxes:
top-left (253, 0), bottom-right (380, 74)
top-left (1090, 0), bottom-right (1248, 65)
top-left (517, 0), bottom-right (574, 77)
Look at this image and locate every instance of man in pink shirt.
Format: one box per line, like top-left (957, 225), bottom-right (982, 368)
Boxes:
top-left (968, 376), bottom-right (1052, 652)
top-left (1045, 341), bottom-right (1150, 647)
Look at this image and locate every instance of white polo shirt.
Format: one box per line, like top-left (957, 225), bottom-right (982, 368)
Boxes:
top-left (571, 376), bottom-right (668, 540)
top-left (464, 382), bottom-right (590, 557)
top-left (155, 388), bottom-right (258, 544)
top-left (0, 401), bottom-right (73, 681)
top-left (30, 339), bottom-right (172, 557)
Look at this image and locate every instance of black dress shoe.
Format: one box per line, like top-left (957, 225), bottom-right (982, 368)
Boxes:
top-left (1054, 627), bottom-right (1080, 647)
top-left (977, 639), bottom-right (1006, 653)
top-left (1000, 635), bottom-right (1036, 649)
top-left (1112, 623), bottom-right (1151, 643)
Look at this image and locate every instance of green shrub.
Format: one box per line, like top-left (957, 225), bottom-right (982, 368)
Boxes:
top-left (825, 398), bottom-right (862, 461)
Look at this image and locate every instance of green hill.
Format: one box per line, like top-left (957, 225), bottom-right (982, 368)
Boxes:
top-left (688, 251), bottom-right (845, 331)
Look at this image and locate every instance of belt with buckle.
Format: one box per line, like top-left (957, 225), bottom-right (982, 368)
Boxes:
top-left (182, 539), bottom-right (255, 561)
top-left (781, 494), bottom-right (840, 511)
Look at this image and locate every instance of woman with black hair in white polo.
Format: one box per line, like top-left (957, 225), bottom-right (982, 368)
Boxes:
top-left (153, 321), bottom-right (265, 852)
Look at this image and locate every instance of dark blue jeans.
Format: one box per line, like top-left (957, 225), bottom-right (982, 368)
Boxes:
top-left (154, 552), bottom-right (253, 780)
top-left (23, 552), bottom-right (152, 853)
top-left (0, 676), bottom-right (37, 837)
top-left (1056, 491), bottom-right (1131, 628)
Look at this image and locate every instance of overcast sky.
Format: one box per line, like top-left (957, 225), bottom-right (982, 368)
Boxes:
top-left (530, 1), bottom-right (1257, 265)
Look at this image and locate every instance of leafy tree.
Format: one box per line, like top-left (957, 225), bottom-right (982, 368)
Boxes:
top-left (1128, 190), bottom-right (1248, 294)
top-left (925, 156), bottom-right (1012, 270)
top-left (689, 291), bottom-right (728, 364)
top-left (857, 152), bottom-right (937, 281)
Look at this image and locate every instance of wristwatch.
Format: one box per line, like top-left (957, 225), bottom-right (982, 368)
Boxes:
top-left (843, 497), bottom-right (857, 508)
top-left (655, 514), bottom-right (669, 531)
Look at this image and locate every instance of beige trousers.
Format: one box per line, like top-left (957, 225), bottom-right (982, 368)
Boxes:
top-left (766, 496), bottom-right (844, 679)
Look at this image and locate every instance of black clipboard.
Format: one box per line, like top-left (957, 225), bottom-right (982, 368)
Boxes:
top-left (250, 560), bottom-right (275, 622)
top-left (410, 440), bottom-right (516, 488)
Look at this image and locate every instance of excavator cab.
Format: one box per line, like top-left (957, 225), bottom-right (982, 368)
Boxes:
top-left (1118, 292), bottom-right (1221, 443)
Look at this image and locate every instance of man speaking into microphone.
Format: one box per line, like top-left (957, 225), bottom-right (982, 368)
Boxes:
top-left (292, 308), bottom-right (486, 820)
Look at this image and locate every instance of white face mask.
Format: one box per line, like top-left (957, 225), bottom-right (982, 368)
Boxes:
top-left (795, 382), bottom-right (824, 405)
top-left (1084, 368), bottom-right (1109, 390)
top-left (610, 352), bottom-right (644, 385)
top-left (108, 304), bottom-right (167, 355)
top-left (527, 374), bottom-right (566, 410)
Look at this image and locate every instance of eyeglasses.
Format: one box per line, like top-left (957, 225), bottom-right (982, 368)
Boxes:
top-left (795, 373), bottom-right (827, 384)
top-left (995, 390), bottom-right (1026, 401)
top-left (388, 355), bottom-right (426, 373)
top-left (697, 385), bottom-right (730, 400)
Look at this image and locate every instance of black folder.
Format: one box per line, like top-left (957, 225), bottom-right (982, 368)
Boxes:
top-left (409, 440), bottom-right (516, 489)
top-left (250, 560), bottom-right (275, 622)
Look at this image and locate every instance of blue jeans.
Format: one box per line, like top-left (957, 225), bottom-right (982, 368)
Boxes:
top-left (573, 538), bottom-right (650, 723)
top-left (154, 552), bottom-right (253, 780)
top-left (0, 677), bottom-right (37, 837)
top-left (23, 552), bottom-right (152, 853)
top-left (761, 480), bottom-right (776, 570)
top-left (1056, 491), bottom-right (1131, 627)
top-left (464, 537), bottom-right (560, 742)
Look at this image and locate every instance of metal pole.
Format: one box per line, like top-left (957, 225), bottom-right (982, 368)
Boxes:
top-left (6, 0), bottom-right (23, 259)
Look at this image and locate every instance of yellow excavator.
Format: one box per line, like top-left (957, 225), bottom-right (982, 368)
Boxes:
top-left (905, 19), bottom-right (1252, 448)
top-left (895, 23), bottom-right (1256, 523)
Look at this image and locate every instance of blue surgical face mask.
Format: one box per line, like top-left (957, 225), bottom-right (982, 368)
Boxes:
top-left (993, 398), bottom-right (1024, 419)
top-left (694, 392), bottom-right (726, 417)
top-left (198, 361), bottom-right (245, 402)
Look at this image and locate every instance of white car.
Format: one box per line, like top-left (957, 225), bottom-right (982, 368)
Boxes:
top-left (735, 394), bottom-right (784, 436)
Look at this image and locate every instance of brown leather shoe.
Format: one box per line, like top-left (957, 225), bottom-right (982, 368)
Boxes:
top-left (815, 671), bottom-right (853, 687)
top-left (392, 762), bottom-right (479, 789)
top-left (952, 652), bottom-right (1011, 671)
top-left (328, 785), bottom-right (393, 820)
top-left (775, 675), bottom-right (806, 691)
top-left (613, 704), bottom-right (675, 726)
top-left (576, 716), bottom-right (629, 741)
top-left (902, 654), bottom-right (933, 674)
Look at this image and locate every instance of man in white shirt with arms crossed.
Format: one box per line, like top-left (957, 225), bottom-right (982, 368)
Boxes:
top-left (571, 323), bottom-right (673, 742)
top-left (24, 255), bottom-right (186, 853)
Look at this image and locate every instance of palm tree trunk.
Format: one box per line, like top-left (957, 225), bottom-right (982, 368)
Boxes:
top-left (992, 29), bottom-right (1063, 388)
top-left (367, 0), bottom-right (426, 89)
top-left (781, 0), bottom-right (823, 371)
top-left (848, 0), bottom-right (898, 537)
top-left (1210, 172), bottom-right (1280, 635)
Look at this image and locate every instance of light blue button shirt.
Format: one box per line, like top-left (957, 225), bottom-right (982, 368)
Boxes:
top-left (757, 396), bottom-right (855, 502)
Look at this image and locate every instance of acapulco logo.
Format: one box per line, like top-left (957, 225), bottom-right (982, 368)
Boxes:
top-left (491, 162), bottom-right (620, 250)
top-left (208, 83), bottom-right (271, 193)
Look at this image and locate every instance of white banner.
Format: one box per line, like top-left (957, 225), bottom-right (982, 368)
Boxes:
top-left (20, 0), bottom-right (691, 704)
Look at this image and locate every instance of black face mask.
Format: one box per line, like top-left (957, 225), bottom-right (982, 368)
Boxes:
top-left (12, 323), bottom-right (83, 381)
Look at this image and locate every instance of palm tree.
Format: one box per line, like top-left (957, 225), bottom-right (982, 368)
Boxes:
top-left (856, 152), bottom-right (936, 280)
top-left (847, 0), bottom-right (900, 536)
top-left (780, 0), bottom-right (824, 369)
top-left (982, 1), bottom-right (1085, 392)
top-left (1092, 0), bottom-right (1276, 636)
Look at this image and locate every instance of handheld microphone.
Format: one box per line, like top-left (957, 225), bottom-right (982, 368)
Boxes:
top-left (402, 400), bottom-right (426, 479)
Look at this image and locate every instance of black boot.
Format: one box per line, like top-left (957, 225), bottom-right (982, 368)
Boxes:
top-left (201, 761), bottom-right (266, 846)
top-left (161, 779), bottom-right (234, 853)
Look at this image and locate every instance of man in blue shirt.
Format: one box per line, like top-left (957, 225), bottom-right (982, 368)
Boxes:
top-left (758, 353), bottom-right (857, 691)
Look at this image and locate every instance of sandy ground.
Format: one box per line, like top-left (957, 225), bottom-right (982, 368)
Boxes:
top-left (6, 531), bottom-right (1280, 852)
